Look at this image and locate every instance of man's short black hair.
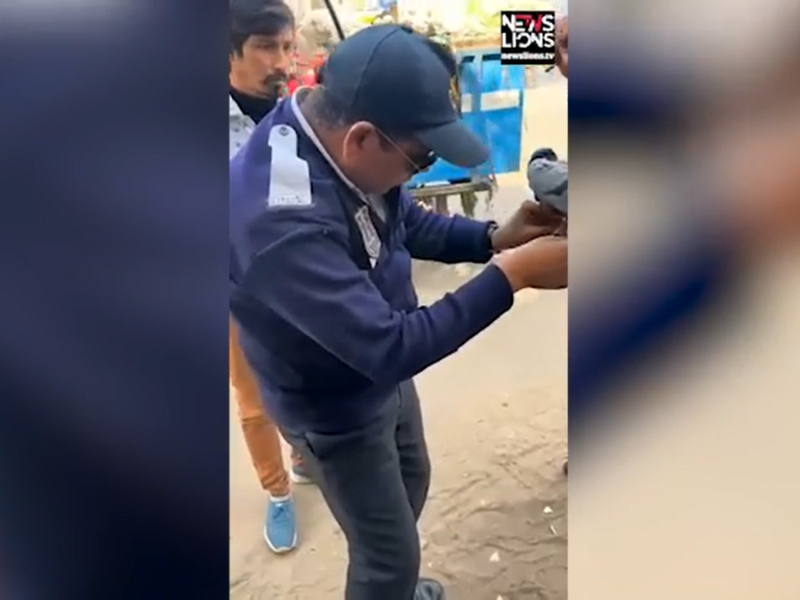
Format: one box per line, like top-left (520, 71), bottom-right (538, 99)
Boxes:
top-left (303, 86), bottom-right (402, 150)
top-left (230, 0), bottom-right (295, 56)
top-left (303, 86), bottom-right (355, 130)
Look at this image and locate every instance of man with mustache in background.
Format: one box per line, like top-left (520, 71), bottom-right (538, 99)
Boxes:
top-left (230, 0), bottom-right (294, 127)
top-left (229, 0), bottom-right (313, 555)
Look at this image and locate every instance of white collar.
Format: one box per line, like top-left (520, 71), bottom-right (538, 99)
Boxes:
top-left (229, 95), bottom-right (244, 118)
top-left (290, 89), bottom-right (370, 204)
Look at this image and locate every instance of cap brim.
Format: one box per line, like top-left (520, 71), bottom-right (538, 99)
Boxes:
top-left (415, 120), bottom-right (489, 169)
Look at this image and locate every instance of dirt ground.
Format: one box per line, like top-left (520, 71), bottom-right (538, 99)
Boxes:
top-left (229, 80), bottom-right (568, 600)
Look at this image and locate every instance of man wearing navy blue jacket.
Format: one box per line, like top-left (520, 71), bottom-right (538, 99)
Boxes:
top-left (230, 24), bottom-right (567, 600)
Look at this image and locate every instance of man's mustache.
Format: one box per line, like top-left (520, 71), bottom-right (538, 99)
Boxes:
top-left (262, 73), bottom-right (288, 87)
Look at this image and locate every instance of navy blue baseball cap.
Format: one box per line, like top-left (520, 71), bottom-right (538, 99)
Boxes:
top-left (322, 24), bottom-right (489, 168)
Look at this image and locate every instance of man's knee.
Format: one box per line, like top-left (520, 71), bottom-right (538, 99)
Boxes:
top-left (418, 451), bottom-right (431, 486)
top-left (236, 397), bottom-right (272, 425)
top-left (355, 529), bottom-right (421, 590)
top-left (406, 452), bottom-right (431, 518)
top-left (351, 511), bottom-right (420, 581)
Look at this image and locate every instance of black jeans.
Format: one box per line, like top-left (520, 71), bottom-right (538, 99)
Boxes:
top-left (281, 380), bottom-right (431, 600)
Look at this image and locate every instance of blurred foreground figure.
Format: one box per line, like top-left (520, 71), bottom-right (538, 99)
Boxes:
top-left (570, 39), bottom-right (800, 428)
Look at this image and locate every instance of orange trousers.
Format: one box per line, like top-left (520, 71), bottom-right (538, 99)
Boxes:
top-left (230, 319), bottom-right (301, 497)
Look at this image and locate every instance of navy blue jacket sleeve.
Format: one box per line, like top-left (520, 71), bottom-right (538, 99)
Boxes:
top-left (241, 224), bottom-right (513, 386)
top-left (402, 191), bottom-right (494, 264)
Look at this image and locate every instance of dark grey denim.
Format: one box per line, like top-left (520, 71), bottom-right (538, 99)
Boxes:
top-left (281, 380), bottom-right (432, 600)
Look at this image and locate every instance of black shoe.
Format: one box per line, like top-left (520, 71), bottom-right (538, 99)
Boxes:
top-left (415, 578), bottom-right (445, 600)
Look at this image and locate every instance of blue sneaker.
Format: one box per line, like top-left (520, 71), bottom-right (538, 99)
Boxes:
top-left (263, 495), bottom-right (297, 554)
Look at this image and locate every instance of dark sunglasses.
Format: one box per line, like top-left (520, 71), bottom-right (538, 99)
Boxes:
top-left (375, 127), bottom-right (437, 174)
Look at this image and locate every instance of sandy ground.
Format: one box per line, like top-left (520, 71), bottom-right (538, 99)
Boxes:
top-left (229, 80), bottom-right (568, 599)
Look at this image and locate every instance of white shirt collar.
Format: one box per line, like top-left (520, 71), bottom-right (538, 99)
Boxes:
top-left (229, 95), bottom-right (245, 118)
top-left (290, 89), bottom-right (370, 204)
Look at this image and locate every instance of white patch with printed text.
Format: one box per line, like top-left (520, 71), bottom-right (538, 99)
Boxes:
top-left (267, 125), bottom-right (313, 208)
top-left (354, 206), bottom-right (381, 268)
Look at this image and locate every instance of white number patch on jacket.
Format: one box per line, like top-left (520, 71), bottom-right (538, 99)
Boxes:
top-left (267, 125), bottom-right (313, 209)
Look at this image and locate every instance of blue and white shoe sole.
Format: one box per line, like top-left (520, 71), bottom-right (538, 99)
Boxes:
top-left (263, 527), bottom-right (298, 554)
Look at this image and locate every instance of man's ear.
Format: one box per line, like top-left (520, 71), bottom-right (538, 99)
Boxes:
top-left (343, 122), bottom-right (376, 151)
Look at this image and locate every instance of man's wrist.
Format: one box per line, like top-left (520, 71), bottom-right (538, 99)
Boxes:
top-left (493, 253), bottom-right (525, 292)
top-left (486, 221), bottom-right (500, 252)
